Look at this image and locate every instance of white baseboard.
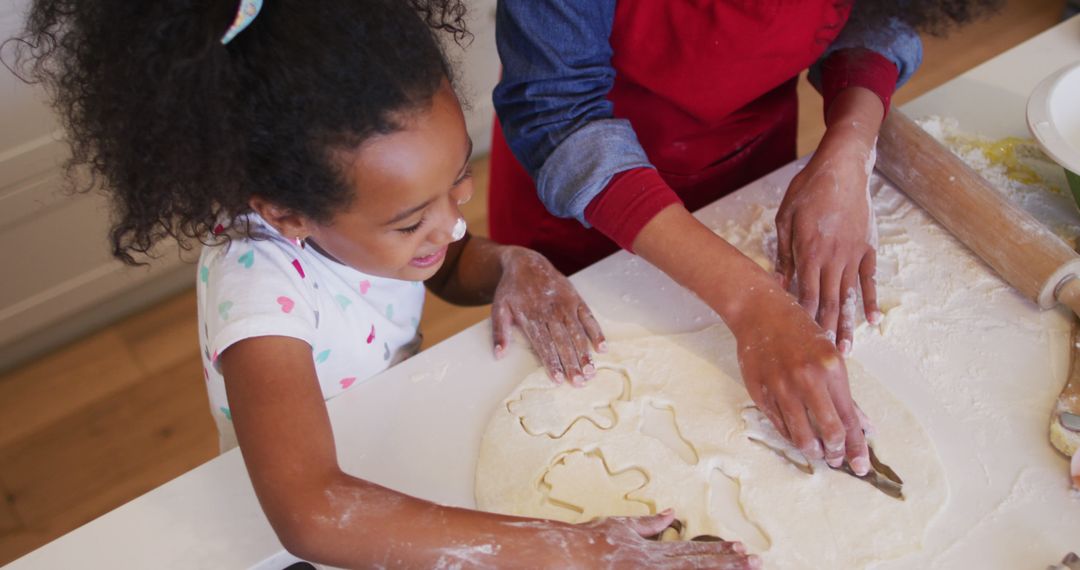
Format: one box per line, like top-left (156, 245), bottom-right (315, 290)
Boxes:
top-left (0, 130), bottom-right (198, 374)
top-left (0, 262), bottom-right (194, 374)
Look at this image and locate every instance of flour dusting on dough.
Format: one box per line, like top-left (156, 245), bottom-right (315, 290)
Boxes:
top-left (475, 326), bottom-right (948, 570)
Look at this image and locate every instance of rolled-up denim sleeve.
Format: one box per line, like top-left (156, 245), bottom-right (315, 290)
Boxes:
top-left (493, 0), bottom-right (655, 225)
top-left (808, 15), bottom-right (923, 104)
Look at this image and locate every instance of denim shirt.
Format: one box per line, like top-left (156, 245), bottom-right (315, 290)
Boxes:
top-left (493, 0), bottom-right (923, 226)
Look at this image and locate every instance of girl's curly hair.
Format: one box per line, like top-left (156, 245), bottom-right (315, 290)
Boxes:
top-left (5, 0), bottom-right (468, 264)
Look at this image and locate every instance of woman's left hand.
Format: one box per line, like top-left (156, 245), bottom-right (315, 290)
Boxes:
top-left (775, 124), bottom-right (881, 357)
top-left (491, 247), bottom-right (606, 384)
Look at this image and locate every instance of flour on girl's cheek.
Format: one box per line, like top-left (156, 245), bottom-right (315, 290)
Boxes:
top-left (450, 217), bottom-right (467, 241)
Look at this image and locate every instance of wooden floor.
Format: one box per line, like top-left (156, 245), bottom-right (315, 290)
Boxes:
top-left (0, 1), bottom-right (1067, 564)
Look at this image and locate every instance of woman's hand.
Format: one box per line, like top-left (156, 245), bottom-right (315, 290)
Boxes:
top-left (731, 282), bottom-right (870, 475)
top-left (492, 246), bottom-right (605, 384)
top-left (774, 87), bottom-right (885, 355)
top-left (632, 205), bottom-right (871, 475)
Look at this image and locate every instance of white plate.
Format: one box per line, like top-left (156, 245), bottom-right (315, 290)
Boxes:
top-left (1027, 61), bottom-right (1080, 173)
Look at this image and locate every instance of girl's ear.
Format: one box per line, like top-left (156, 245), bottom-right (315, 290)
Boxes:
top-left (248, 196), bottom-right (314, 240)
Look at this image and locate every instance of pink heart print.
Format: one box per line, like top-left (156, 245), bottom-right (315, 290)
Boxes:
top-left (366, 324), bottom-right (376, 344)
top-left (359, 280), bottom-right (371, 294)
top-left (277, 296), bottom-right (295, 313)
top-left (291, 259), bottom-right (305, 279)
top-left (340, 377), bottom-right (357, 389)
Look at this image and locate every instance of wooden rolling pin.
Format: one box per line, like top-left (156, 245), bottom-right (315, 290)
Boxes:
top-left (876, 110), bottom-right (1080, 313)
top-left (875, 110), bottom-right (1080, 474)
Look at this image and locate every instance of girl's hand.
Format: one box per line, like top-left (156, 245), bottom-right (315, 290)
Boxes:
top-left (492, 246), bottom-right (606, 385)
top-left (732, 279), bottom-right (870, 475)
top-left (575, 511), bottom-right (761, 569)
top-left (774, 93), bottom-right (883, 356)
top-left (498, 510), bottom-right (760, 569)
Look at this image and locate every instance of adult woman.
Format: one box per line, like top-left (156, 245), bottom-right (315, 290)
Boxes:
top-left (490, 1), bottom-right (998, 474)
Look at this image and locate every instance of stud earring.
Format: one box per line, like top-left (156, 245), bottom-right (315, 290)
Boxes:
top-left (293, 236), bottom-right (306, 249)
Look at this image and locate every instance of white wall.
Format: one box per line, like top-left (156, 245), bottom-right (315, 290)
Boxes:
top-left (0, 0), bottom-right (500, 372)
top-left (451, 0), bottom-right (500, 157)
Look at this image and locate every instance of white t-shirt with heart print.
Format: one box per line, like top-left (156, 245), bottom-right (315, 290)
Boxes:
top-left (196, 215), bottom-right (425, 451)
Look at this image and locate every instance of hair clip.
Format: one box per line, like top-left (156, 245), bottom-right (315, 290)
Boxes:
top-left (221, 0), bottom-right (263, 45)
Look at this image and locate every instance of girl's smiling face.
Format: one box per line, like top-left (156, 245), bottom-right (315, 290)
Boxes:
top-left (268, 81), bottom-right (474, 281)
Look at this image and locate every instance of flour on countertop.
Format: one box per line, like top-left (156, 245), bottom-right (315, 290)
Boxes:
top-left (410, 361), bottom-right (450, 384)
top-left (713, 117), bottom-right (1080, 419)
top-left (917, 115), bottom-right (1080, 245)
top-left (707, 116), bottom-right (1080, 566)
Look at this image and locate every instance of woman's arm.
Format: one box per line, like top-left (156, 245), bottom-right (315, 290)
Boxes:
top-left (632, 205), bottom-right (871, 475)
top-left (425, 234), bottom-right (605, 385)
top-left (495, 0), bottom-right (869, 471)
top-left (220, 335), bottom-right (757, 568)
top-left (495, 0), bottom-right (660, 227)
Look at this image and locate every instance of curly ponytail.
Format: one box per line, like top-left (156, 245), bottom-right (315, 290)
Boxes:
top-left (5, 0), bottom-right (468, 264)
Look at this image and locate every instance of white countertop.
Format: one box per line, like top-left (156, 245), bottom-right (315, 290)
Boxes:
top-left (8, 16), bottom-right (1080, 570)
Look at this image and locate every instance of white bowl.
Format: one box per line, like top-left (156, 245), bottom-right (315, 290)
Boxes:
top-left (1027, 61), bottom-right (1080, 174)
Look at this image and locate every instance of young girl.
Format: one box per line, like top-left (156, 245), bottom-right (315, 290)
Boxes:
top-left (12, 0), bottom-right (759, 567)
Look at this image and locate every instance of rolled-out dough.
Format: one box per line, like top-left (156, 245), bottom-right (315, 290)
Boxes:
top-left (475, 325), bottom-right (948, 569)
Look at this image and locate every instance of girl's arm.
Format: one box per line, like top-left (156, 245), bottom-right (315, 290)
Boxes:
top-left (220, 335), bottom-right (757, 568)
top-left (425, 234), bottom-right (605, 385)
top-left (423, 233), bottom-right (496, 305)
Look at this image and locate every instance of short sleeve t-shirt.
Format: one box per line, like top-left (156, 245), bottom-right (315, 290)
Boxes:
top-left (196, 215), bottom-right (425, 450)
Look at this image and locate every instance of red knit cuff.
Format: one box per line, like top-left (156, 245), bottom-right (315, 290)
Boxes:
top-left (584, 167), bottom-right (682, 252)
top-left (821, 48), bottom-right (899, 119)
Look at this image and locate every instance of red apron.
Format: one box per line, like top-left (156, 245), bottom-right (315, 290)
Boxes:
top-left (489, 1), bottom-right (852, 274)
